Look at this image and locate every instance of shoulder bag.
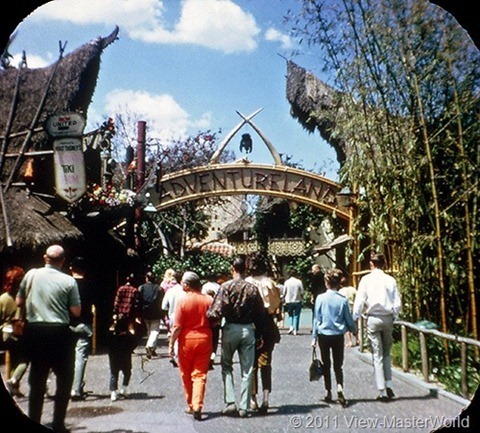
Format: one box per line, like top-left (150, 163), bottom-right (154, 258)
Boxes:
top-left (309, 347), bottom-right (324, 381)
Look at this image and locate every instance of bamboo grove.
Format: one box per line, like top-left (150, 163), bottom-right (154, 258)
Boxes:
top-left (288, 0), bottom-right (479, 340)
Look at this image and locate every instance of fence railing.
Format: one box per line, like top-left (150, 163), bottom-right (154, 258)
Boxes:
top-left (358, 318), bottom-right (480, 399)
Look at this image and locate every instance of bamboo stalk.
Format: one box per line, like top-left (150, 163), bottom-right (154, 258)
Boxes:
top-left (0, 185), bottom-right (13, 247)
top-left (0, 126), bottom-right (44, 141)
top-left (411, 68), bottom-right (449, 364)
top-left (446, 53), bottom-right (478, 356)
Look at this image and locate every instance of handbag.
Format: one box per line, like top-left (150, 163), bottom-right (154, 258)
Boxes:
top-left (309, 347), bottom-right (324, 381)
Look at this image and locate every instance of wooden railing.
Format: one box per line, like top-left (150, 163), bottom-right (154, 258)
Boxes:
top-left (358, 318), bottom-right (480, 399)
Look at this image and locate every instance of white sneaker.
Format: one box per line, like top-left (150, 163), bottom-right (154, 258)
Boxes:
top-left (119, 386), bottom-right (128, 398)
top-left (111, 391), bottom-right (118, 401)
top-left (5, 379), bottom-right (14, 395)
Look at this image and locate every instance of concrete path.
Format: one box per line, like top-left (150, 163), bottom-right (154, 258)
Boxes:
top-left (3, 311), bottom-right (471, 433)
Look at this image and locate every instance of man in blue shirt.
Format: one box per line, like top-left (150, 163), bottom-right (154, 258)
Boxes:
top-left (311, 268), bottom-right (356, 407)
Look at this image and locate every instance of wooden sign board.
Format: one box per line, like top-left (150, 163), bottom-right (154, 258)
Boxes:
top-left (147, 163), bottom-right (350, 221)
top-left (45, 112), bottom-right (86, 138)
top-left (53, 138), bottom-right (86, 203)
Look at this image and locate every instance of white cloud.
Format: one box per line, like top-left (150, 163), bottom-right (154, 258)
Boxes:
top-left (32, 0), bottom-right (260, 54)
top-left (33, 0), bottom-right (157, 28)
top-left (10, 52), bottom-right (52, 68)
top-left (103, 89), bottom-right (211, 140)
top-left (265, 27), bottom-right (293, 49)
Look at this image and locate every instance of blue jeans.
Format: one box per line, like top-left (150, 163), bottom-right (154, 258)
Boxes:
top-left (71, 324), bottom-right (93, 395)
top-left (221, 322), bottom-right (256, 411)
top-left (285, 302), bottom-right (302, 331)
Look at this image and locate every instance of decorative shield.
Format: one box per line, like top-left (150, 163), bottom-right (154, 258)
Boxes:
top-left (53, 137), bottom-right (86, 203)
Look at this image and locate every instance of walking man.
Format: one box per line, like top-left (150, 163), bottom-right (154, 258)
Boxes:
top-left (282, 269), bottom-right (304, 335)
top-left (69, 257), bottom-right (95, 401)
top-left (352, 253), bottom-right (401, 401)
top-left (17, 245), bottom-right (81, 433)
top-left (138, 271), bottom-right (163, 359)
top-left (207, 257), bottom-right (266, 418)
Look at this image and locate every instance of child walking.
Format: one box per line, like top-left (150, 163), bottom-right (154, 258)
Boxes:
top-left (107, 315), bottom-right (137, 401)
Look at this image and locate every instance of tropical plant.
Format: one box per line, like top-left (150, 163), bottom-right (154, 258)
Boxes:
top-left (136, 130), bottom-right (234, 266)
top-left (287, 0), bottom-right (479, 351)
top-left (151, 251), bottom-right (231, 283)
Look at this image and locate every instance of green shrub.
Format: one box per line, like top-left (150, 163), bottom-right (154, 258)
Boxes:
top-left (391, 331), bottom-right (480, 398)
top-left (152, 251), bottom-right (231, 284)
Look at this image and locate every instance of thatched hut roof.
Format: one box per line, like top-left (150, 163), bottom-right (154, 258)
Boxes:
top-left (0, 26), bottom-right (119, 179)
top-left (286, 60), bottom-right (347, 163)
top-left (0, 188), bottom-right (83, 254)
top-left (223, 213), bottom-right (254, 237)
top-left (0, 27), bottom-right (119, 256)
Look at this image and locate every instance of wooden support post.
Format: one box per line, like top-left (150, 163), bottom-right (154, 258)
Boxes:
top-left (5, 350), bottom-right (11, 378)
top-left (461, 342), bottom-right (468, 398)
top-left (401, 325), bottom-right (409, 372)
top-left (419, 332), bottom-right (429, 382)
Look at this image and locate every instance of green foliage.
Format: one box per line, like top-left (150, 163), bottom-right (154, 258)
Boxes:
top-left (138, 130), bottom-right (235, 262)
top-left (287, 0), bottom-right (480, 339)
top-left (391, 332), bottom-right (480, 397)
top-left (152, 251), bottom-right (231, 284)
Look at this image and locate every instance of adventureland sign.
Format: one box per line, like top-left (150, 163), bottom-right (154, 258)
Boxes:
top-left (149, 163), bottom-right (349, 220)
top-left (46, 113), bottom-right (86, 203)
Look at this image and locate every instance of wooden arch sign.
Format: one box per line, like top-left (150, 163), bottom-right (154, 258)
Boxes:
top-left (145, 162), bottom-right (351, 221)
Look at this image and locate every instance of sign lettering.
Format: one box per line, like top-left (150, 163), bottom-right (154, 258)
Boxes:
top-left (53, 137), bottom-right (86, 203)
top-left (148, 163), bottom-right (349, 220)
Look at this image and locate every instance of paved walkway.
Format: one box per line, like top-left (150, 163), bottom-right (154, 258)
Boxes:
top-left (2, 311), bottom-right (471, 433)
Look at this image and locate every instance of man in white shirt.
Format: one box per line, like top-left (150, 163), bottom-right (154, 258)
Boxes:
top-left (161, 271), bottom-right (185, 365)
top-left (282, 271), bottom-right (304, 336)
top-left (352, 253), bottom-right (401, 401)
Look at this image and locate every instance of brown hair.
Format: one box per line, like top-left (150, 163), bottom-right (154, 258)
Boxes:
top-left (324, 268), bottom-right (343, 290)
top-left (371, 253), bottom-right (386, 269)
top-left (248, 252), bottom-right (268, 276)
top-left (3, 266), bottom-right (25, 294)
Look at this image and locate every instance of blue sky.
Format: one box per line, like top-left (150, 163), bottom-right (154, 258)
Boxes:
top-left (9, 0), bottom-right (340, 179)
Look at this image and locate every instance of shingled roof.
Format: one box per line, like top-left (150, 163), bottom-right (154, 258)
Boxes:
top-left (0, 27), bottom-right (119, 255)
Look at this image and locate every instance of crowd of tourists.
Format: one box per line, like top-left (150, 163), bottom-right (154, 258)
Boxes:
top-left (1, 245), bottom-right (400, 432)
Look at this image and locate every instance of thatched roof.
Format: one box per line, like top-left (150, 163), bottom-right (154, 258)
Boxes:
top-left (0, 188), bottom-right (83, 254)
top-left (223, 213), bottom-right (254, 237)
top-left (0, 26), bottom-right (119, 179)
top-left (0, 27), bottom-right (119, 255)
top-left (286, 60), bottom-right (347, 163)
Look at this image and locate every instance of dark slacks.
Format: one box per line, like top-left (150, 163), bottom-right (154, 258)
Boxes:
top-left (317, 334), bottom-right (345, 392)
top-left (108, 351), bottom-right (133, 390)
top-left (24, 323), bottom-right (76, 427)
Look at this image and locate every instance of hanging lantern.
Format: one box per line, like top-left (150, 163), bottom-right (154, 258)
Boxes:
top-left (239, 133), bottom-right (253, 154)
top-left (22, 158), bottom-right (35, 184)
